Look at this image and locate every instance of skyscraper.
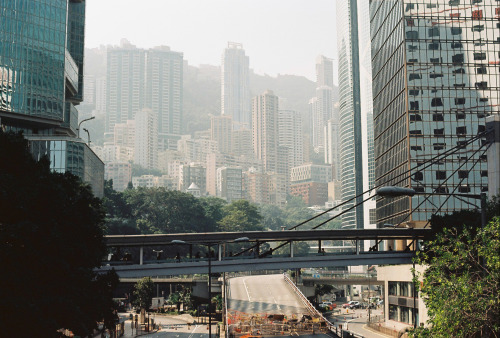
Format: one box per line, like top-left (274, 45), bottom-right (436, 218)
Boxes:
top-left (278, 110), bottom-right (304, 169)
top-left (146, 46), bottom-right (183, 151)
top-left (370, 0), bottom-right (498, 229)
top-left (106, 42), bottom-right (183, 150)
top-left (134, 108), bottom-right (158, 170)
top-left (0, 0), bottom-right (104, 197)
top-left (221, 42), bottom-right (251, 130)
top-left (252, 90), bottom-right (279, 173)
top-left (337, 0), bottom-right (376, 232)
top-left (211, 115), bottom-right (232, 154)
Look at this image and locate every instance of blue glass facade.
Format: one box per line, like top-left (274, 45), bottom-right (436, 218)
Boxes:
top-left (0, 0), bottom-right (104, 196)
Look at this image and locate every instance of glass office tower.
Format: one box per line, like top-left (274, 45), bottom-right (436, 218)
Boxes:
top-left (0, 0), bottom-right (104, 197)
top-left (370, 0), bottom-right (498, 229)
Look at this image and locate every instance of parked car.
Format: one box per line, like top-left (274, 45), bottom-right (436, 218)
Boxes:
top-left (349, 301), bottom-right (361, 309)
top-left (342, 301), bottom-right (356, 309)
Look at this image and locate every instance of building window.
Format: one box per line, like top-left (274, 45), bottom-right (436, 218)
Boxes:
top-left (431, 98), bottom-right (443, 107)
top-left (451, 42), bottom-right (463, 49)
top-left (430, 73), bottom-right (443, 78)
top-left (433, 143), bottom-right (445, 150)
top-left (455, 98), bottom-right (466, 105)
top-left (410, 130), bottom-right (422, 136)
top-left (429, 42), bottom-right (440, 50)
top-left (476, 66), bottom-right (487, 74)
top-left (389, 305), bottom-right (398, 321)
top-left (458, 170), bottom-right (469, 179)
top-left (452, 54), bottom-right (464, 63)
top-left (410, 101), bottom-right (420, 110)
top-left (436, 171), bottom-right (447, 180)
top-left (409, 74), bottom-right (422, 81)
top-left (428, 27), bottom-right (440, 37)
top-left (453, 68), bottom-right (465, 74)
top-left (433, 114), bottom-right (444, 121)
top-left (401, 307), bottom-right (411, 324)
top-left (430, 57), bottom-right (440, 63)
top-left (409, 89), bottom-right (420, 96)
top-left (410, 146), bottom-right (423, 151)
top-left (434, 128), bottom-right (445, 136)
top-left (410, 114), bottom-right (422, 121)
top-left (457, 141), bottom-right (468, 149)
top-left (449, 0), bottom-right (460, 6)
top-left (414, 171), bottom-right (424, 181)
top-left (456, 113), bottom-right (466, 120)
top-left (456, 126), bottom-right (467, 135)
top-left (481, 170), bottom-right (488, 177)
top-left (472, 25), bottom-right (485, 32)
top-left (472, 10), bottom-right (483, 20)
top-left (459, 185), bottom-right (471, 193)
top-left (414, 186), bottom-right (425, 193)
top-left (389, 282), bottom-right (398, 295)
top-left (474, 52), bottom-right (486, 60)
top-left (435, 187), bottom-right (449, 193)
top-left (406, 31), bottom-right (418, 40)
top-left (450, 27), bottom-right (462, 35)
top-left (475, 81), bottom-right (488, 89)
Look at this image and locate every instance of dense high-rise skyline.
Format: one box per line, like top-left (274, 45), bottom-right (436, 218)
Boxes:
top-left (252, 90), bottom-right (279, 174)
top-left (106, 41), bottom-right (183, 150)
top-left (370, 0), bottom-right (498, 229)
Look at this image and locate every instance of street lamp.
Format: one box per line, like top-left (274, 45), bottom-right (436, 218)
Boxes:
top-left (82, 128), bottom-right (90, 145)
top-left (77, 116), bottom-right (95, 138)
top-left (376, 185), bottom-right (487, 328)
top-left (171, 236), bottom-right (249, 338)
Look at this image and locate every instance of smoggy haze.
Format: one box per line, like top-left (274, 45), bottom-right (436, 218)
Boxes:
top-left (85, 0), bottom-right (338, 82)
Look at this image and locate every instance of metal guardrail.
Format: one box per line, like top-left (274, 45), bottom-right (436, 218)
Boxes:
top-left (283, 273), bottom-right (333, 331)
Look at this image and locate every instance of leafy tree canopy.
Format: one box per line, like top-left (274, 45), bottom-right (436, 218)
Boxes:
top-left (411, 203), bottom-right (500, 337)
top-left (124, 188), bottom-right (215, 234)
top-left (218, 200), bottom-right (264, 232)
top-left (0, 131), bottom-right (117, 337)
top-left (132, 277), bottom-right (154, 311)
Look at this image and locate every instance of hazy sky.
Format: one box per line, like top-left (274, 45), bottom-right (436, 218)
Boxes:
top-left (85, 0), bottom-right (338, 82)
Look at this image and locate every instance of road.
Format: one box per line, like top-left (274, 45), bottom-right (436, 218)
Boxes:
top-left (227, 274), bottom-right (308, 316)
top-left (326, 307), bottom-right (389, 338)
top-left (227, 274), bottom-right (330, 337)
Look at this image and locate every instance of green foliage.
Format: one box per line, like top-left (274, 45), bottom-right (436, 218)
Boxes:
top-left (274, 241), bottom-right (311, 256)
top-left (218, 200), bottom-right (264, 232)
top-left (410, 217), bottom-right (500, 337)
top-left (212, 294), bottom-right (223, 311)
top-left (132, 277), bottom-right (154, 311)
top-left (124, 188), bottom-right (215, 234)
top-left (315, 284), bottom-right (334, 297)
top-left (0, 131), bottom-right (117, 336)
top-left (131, 163), bottom-right (163, 177)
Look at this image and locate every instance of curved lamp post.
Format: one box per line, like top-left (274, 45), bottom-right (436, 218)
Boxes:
top-left (77, 116), bottom-right (95, 138)
top-left (171, 236), bottom-right (249, 338)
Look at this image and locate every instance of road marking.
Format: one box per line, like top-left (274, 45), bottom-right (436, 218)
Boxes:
top-left (242, 278), bottom-right (252, 301)
top-left (188, 324), bottom-right (200, 338)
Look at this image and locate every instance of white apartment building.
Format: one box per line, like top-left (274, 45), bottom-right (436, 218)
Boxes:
top-left (134, 108), bottom-right (158, 169)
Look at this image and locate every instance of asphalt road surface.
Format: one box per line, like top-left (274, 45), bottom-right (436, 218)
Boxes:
top-left (227, 274), bottom-right (309, 316)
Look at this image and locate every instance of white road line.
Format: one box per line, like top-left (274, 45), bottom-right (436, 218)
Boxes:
top-left (188, 324), bottom-right (200, 338)
top-left (242, 278), bottom-right (252, 301)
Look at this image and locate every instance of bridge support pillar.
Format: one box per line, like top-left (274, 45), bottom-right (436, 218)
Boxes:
top-left (140, 246), bottom-right (143, 265)
top-left (218, 244), bottom-right (222, 261)
top-left (356, 240), bottom-right (359, 255)
top-left (290, 241), bottom-right (294, 258)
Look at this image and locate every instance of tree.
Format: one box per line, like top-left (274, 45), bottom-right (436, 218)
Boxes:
top-left (124, 188), bottom-right (214, 234)
top-left (314, 284), bottom-right (334, 304)
top-left (410, 216), bottom-right (500, 337)
top-left (0, 131), bottom-right (117, 337)
top-left (218, 200), bottom-right (264, 232)
top-left (132, 277), bottom-right (154, 316)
